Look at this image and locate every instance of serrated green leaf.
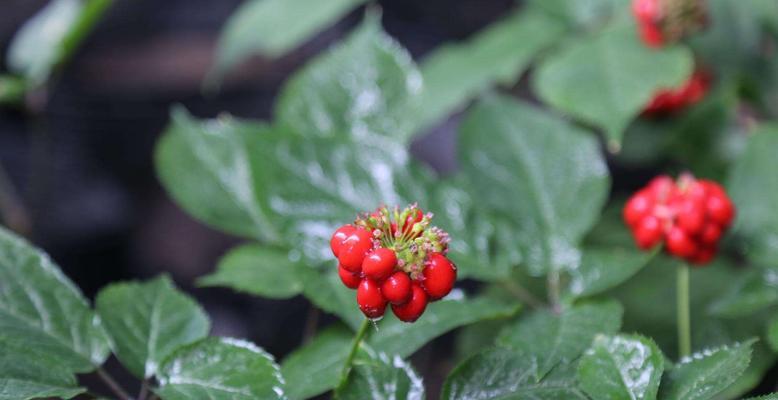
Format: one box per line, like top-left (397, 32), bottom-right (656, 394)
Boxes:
top-left (0, 227), bottom-right (109, 372)
top-left (458, 94), bottom-right (610, 276)
top-left (708, 267), bottom-right (778, 318)
top-left (578, 334), bottom-right (664, 400)
top-left (198, 244), bottom-right (305, 299)
top-left (335, 350), bottom-right (425, 400)
top-left (441, 348), bottom-right (587, 400)
top-left (211, 0), bottom-right (367, 76)
top-left (533, 16), bottom-right (693, 148)
top-left (564, 246), bottom-right (655, 300)
top-left (412, 7), bottom-right (565, 132)
top-left (7, 0), bottom-right (112, 86)
top-left (371, 294), bottom-right (520, 358)
top-left (497, 300), bottom-right (623, 379)
top-left (744, 394), bottom-right (778, 400)
top-left (728, 124), bottom-right (778, 266)
top-left (95, 276), bottom-right (210, 379)
top-left (0, 351), bottom-right (84, 400)
top-left (281, 325), bottom-right (354, 400)
top-left (156, 337), bottom-right (286, 400)
top-left (659, 340), bottom-right (754, 400)
top-left (275, 13), bottom-right (422, 144)
top-left (155, 109), bottom-right (280, 242)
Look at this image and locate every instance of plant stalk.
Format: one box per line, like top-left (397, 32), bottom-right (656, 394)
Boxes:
top-left (95, 367), bottom-right (131, 400)
top-left (677, 262), bottom-right (691, 358)
top-left (501, 281), bottom-right (545, 309)
top-left (547, 271), bottom-right (562, 314)
top-left (337, 319), bottom-right (370, 390)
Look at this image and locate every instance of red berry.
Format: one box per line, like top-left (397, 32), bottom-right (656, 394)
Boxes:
top-left (338, 227), bottom-right (373, 272)
top-left (632, 0), bottom-right (659, 22)
top-left (647, 176), bottom-right (674, 198)
top-left (639, 22), bottom-right (664, 47)
top-left (422, 253), bottom-right (457, 301)
top-left (338, 265), bottom-right (361, 289)
top-left (330, 225), bottom-right (356, 257)
top-left (689, 245), bottom-right (717, 265)
top-left (391, 283), bottom-right (428, 323)
top-left (706, 194), bottom-right (734, 227)
top-left (624, 191), bottom-right (652, 227)
top-left (356, 279), bottom-right (387, 319)
top-left (362, 248), bottom-right (397, 281)
top-left (381, 271), bottom-right (412, 305)
top-left (634, 215), bottom-right (663, 249)
top-left (666, 227), bottom-right (696, 258)
top-left (700, 223), bottom-right (722, 245)
top-left (677, 199), bottom-right (705, 235)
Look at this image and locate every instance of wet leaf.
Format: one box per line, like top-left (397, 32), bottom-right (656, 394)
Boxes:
top-left (0, 351), bottom-right (84, 400)
top-left (276, 13), bottom-right (423, 144)
top-left (95, 276), bottom-right (210, 378)
top-left (459, 94), bottom-right (610, 276)
top-left (577, 334), bottom-right (664, 400)
top-left (497, 299), bottom-right (623, 379)
top-left (564, 246), bottom-right (654, 300)
top-left (198, 244), bottom-right (305, 299)
top-left (156, 337), bottom-right (286, 400)
top-left (336, 350), bottom-right (425, 400)
top-left (281, 325), bottom-right (354, 400)
top-left (441, 348), bottom-right (587, 400)
top-left (0, 227), bottom-right (109, 373)
top-left (659, 340), bottom-right (754, 400)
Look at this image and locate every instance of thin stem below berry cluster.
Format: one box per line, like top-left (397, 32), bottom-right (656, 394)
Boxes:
top-left (677, 262), bottom-right (692, 358)
top-left (336, 319), bottom-right (371, 390)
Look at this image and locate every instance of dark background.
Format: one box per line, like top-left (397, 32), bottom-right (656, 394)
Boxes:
top-left (0, 0), bottom-right (517, 397)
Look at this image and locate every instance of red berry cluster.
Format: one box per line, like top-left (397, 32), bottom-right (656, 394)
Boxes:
top-left (624, 174), bottom-right (734, 265)
top-left (330, 204), bottom-right (456, 323)
top-left (632, 0), bottom-right (707, 48)
top-left (643, 70), bottom-right (711, 115)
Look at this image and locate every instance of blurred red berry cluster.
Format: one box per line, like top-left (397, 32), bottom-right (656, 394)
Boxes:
top-left (632, 0), bottom-right (707, 48)
top-left (643, 70), bottom-right (711, 115)
top-left (330, 205), bottom-right (456, 322)
top-left (624, 174), bottom-right (735, 265)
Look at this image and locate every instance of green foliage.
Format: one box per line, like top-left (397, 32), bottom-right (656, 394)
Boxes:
top-left (577, 334), bottom-right (664, 400)
top-left (335, 350), bottom-right (425, 400)
top-left (533, 16), bottom-right (694, 149)
top-left (95, 276), bottom-right (210, 378)
top-left (211, 0), bottom-right (367, 78)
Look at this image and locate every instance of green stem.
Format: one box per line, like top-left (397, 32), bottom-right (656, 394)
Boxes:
top-left (57, 0), bottom-right (114, 69)
top-left (547, 271), bottom-right (562, 314)
top-left (677, 263), bottom-right (691, 358)
top-left (337, 319), bottom-right (370, 390)
top-left (95, 367), bottom-right (130, 400)
top-left (501, 281), bottom-right (545, 309)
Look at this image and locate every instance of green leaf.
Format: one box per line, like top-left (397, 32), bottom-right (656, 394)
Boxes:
top-left (708, 267), bottom-right (778, 318)
top-left (0, 351), bottom-right (84, 400)
top-left (533, 16), bottom-right (694, 148)
top-left (301, 268), bottom-right (364, 330)
top-left (198, 244), bottom-right (305, 299)
top-left (0, 227), bottom-right (109, 372)
top-left (564, 246), bottom-right (654, 300)
top-left (155, 109), bottom-right (280, 242)
top-left (412, 7), bottom-right (565, 132)
top-left (275, 12), bottom-right (423, 144)
top-left (441, 348), bottom-right (587, 400)
top-left (211, 0), bottom-right (367, 76)
top-left (728, 124), bottom-right (778, 266)
top-left (95, 276), bottom-right (210, 379)
top-left (769, 317), bottom-right (778, 352)
top-left (371, 294), bottom-right (520, 358)
top-left (459, 94), bottom-right (610, 275)
top-left (156, 337), bottom-right (286, 400)
top-left (526, 0), bottom-right (625, 30)
top-left (497, 300), bottom-right (623, 379)
top-left (0, 75), bottom-right (26, 105)
top-left (659, 340), bottom-right (754, 400)
top-left (281, 325), bottom-right (354, 400)
top-left (7, 0), bottom-right (112, 86)
top-left (335, 350), bottom-right (425, 400)
top-left (577, 334), bottom-right (664, 400)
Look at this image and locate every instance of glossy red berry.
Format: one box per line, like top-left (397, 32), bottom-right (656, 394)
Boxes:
top-left (677, 200), bottom-right (705, 235)
top-left (666, 227), bottom-right (697, 258)
top-left (700, 223), bottom-right (722, 245)
top-left (330, 225), bottom-right (356, 257)
top-left (634, 215), bottom-right (663, 249)
top-left (690, 245), bottom-right (716, 265)
top-left (706, 194), bottom-right (734, 227)
top-left (338, 265), bottom-right (361, 289)
top-left (362, 248), bottom-right (397, 281)
top-left (381, 271), bottom-right (412, 305)
top-left (338, 227), bottom-right (373, 272)
top-left (391, 283), bottom-right (428, 323)
top-left (422, 253), bottom-right (457, 301)
top-left (624, 191), bottom-right (652, 227)
top-left (356, 279), bottom-right (387, 319)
